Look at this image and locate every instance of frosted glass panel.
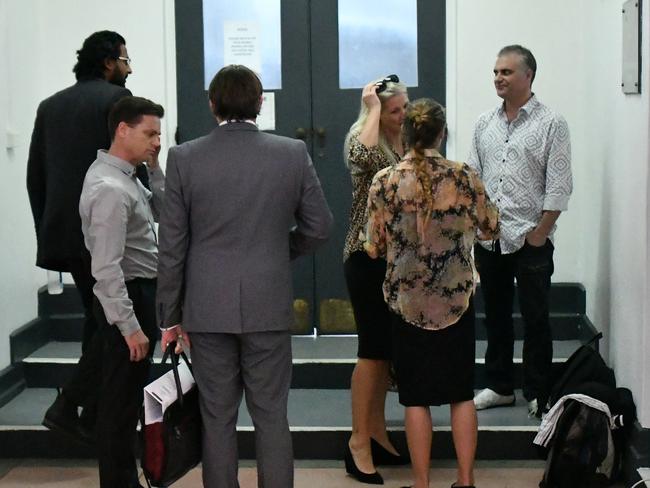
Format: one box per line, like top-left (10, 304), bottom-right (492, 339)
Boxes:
top-left (203, 0), bottom-right (282, 90)
top-left (338, 0), bottom-right (418, 89)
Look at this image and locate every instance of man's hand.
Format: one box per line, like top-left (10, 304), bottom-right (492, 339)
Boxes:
top-left (124, 329), bottom-right (150, 362)
top-left (162, 325), bottom-right (191, 354)
top-left (525, 228), bottom-right (547, 247)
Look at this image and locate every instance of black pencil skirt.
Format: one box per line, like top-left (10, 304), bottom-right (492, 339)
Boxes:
top-left (391, 298), bottom-right (476, 407)
top-left (344, 251), bottom-right (392, 360)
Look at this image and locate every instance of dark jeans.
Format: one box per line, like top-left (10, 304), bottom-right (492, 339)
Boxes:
top-left (474, 240), bottom-right (554, 403)
top-left (64, 278), bottom-right (158, 488)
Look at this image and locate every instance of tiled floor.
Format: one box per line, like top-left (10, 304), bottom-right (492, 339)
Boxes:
top-left (0, 459), bottom-right (629, 488)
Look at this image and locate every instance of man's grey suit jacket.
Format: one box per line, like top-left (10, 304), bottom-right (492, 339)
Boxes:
top-left (156, 122), bottom-right (333, 333)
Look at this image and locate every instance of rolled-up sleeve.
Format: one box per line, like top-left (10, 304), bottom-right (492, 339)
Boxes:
top-left (543, 115), bottom-right (572, 211)
top-left (82, 183), bottom-right (140, 336)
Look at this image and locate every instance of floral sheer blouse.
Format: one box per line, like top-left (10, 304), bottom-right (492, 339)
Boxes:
top-left (364, 151), bottom-right (499, 330)
top-left (343, 133), bottom-right (398, 261)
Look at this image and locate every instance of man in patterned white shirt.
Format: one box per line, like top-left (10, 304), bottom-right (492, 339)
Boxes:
top-left (468, 45), bottom-right (572, 418)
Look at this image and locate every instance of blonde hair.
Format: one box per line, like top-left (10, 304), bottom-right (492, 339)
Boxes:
top-left (343, 79), bottom-right (408, 168)
top-left (402, 98), bottom-right (446, 217)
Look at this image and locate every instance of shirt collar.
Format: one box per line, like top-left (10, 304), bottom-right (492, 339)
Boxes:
top-left (402, 148), bottom-right (444, 162)
top-left (498, 93), bottom-right (539, 119)
top-left (97, 149), bottom-right (137, 177)
top-left (219, 119), bottom-right (257, 127)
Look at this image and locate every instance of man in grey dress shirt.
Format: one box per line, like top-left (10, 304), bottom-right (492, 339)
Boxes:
top-left (44, 96), bottom-right (164, 488)
top-left (157, 65), bottom-right (333, 488)
top-left (468, 45), bottom-right (572, 417)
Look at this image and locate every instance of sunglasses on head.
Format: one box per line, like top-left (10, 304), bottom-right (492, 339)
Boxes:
top-left (375, 74), bottom-right (399, 94)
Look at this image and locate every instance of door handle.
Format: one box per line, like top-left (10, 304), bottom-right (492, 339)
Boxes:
top-left (315, 127), bottom-right (326, 148)
top-left (295, 127), bottom-right (308, 140)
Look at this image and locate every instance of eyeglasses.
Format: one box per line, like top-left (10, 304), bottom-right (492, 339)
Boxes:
top-left (375, 74), bottom-right (399, 94)
top-left (118, 56), bottom-right (132, 66)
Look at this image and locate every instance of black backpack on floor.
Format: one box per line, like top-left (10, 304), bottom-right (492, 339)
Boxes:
top-left (539, 332), bottom-right (637, 487)
top-left (545, 333), bottom-right (615, 411)
top-left (539, 399), bottom-right (611, 488)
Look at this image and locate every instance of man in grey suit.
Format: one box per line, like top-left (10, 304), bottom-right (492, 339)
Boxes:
top-left (157, 65), bottom-right (333, 488)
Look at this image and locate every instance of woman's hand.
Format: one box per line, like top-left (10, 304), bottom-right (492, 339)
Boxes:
top-left (357, 82), bottom-right (383, 148)
top-left (361, 81), bottom-right (381, 111)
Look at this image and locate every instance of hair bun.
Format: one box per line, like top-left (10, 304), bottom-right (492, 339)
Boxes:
top-left (412, 110), bottom-right (430, 130)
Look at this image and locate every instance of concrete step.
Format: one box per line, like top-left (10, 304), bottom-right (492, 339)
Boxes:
top-left (37, 283), bottom-right (587, 317)
top-left (20, 337), bottom-right (582, 389)
top-left (0, 387), bottom-right (541, 460)
top-left (41, 313), bottom-right (591, 342)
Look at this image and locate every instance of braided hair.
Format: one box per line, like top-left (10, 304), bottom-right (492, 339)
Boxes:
top-left (402, 98), bottom-right (446, 218)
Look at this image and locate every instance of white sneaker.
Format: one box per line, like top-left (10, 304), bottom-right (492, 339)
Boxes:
top-left (473, 388), bottom-right (515, 410)
top-left (527, 398), bottom-right (540, 419)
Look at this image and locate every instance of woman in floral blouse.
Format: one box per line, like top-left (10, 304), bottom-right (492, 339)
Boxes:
top-left (365, 98), bottom-right (499, 488)
top-left (343, 76), bottom-right (409, 484)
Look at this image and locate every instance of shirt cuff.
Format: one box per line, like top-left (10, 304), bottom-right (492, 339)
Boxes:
top-left (161, 324), bottom-right (180, 332)
top-left (116, 317), bottom-right (142, 336)
top-left (543, 194), bottom-right (570, 211)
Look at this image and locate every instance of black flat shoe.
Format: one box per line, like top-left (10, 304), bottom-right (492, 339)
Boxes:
top-left (370, 438), bottom-right (410, 465)
top-left (451, 484), bottom-right (476, 488)
top-left (344, 445), bottom-right (384, 484)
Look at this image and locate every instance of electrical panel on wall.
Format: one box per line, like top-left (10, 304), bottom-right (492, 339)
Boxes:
top-left (622, 0), bottom-right (642, 94)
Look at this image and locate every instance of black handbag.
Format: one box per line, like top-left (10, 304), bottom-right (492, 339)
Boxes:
top-left (141, 343), bottom-right (202, 487)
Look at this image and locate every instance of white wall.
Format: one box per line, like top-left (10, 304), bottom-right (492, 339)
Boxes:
top-left (2, 0), bottom-right (649, 428)
top-left (447, 0), bottom-right (586, 282)
top-left (448, 0), bottom-right (650, 427)
top-left (0, 0), bottom-right (177, 370)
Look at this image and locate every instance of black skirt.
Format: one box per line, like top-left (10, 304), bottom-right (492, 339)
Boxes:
top-left (344, 251), bottom-right (392, 360)
top-left (391, 298), bottom-right (475, 406)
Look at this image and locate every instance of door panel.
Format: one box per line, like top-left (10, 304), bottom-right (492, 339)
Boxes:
top-left (174, 0), bottom-right (446, 334)
top-left (310, 0), bottom-right (446, 333)
top-left (175, 0), bottom-right (315, 333)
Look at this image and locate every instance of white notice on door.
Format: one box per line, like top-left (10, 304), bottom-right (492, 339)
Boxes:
top-left (258, 92), bottom-right (275, 131)
top-left (224, 21), bottom-right (262, 75)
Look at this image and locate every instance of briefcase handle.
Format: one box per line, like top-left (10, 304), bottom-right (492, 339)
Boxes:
top-left (161, 342), bottom-right (192, 408)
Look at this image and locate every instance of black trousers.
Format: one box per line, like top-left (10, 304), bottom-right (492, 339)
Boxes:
top-left (474, 240), bottom-right (554, 403)
top-left (66, 251), bottom-right (99, 353)
top-left (64, 278), bottom-right (158, 488)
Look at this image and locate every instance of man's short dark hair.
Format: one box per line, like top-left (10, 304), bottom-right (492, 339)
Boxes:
top-left (208, 65), bottom-right (263, 121)
top-left (498, 44), bottom-right (537, 84)
top-left (108, 96), bottom-right (164, 139)
top-left (73, 31), bottom-right (126, 81)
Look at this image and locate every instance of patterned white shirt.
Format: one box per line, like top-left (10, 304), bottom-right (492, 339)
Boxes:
top-left (467, 95), bottom-right (572, 254)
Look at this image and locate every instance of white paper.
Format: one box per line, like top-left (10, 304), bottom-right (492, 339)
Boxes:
top-left (257, 92), bottom-right (276, 131)
top-left (224, 21), bottom-right (262, 75)
top-left (143, 360), bottom-right (195, 425)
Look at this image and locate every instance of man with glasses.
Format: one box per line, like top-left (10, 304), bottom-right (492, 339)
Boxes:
top-left (30, 31), bottom-right (144, 446)
top-left (27, 30), bottom-right (134, 352)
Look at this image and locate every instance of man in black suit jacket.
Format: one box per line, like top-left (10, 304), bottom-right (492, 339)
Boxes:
top-left (26, 30), bottom-right (133, 351)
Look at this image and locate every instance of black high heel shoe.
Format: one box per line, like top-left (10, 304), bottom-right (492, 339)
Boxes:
top-left (344, 445), bottom-right (384, 485)
top-left (370, 438), bottom-right (410, 466)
